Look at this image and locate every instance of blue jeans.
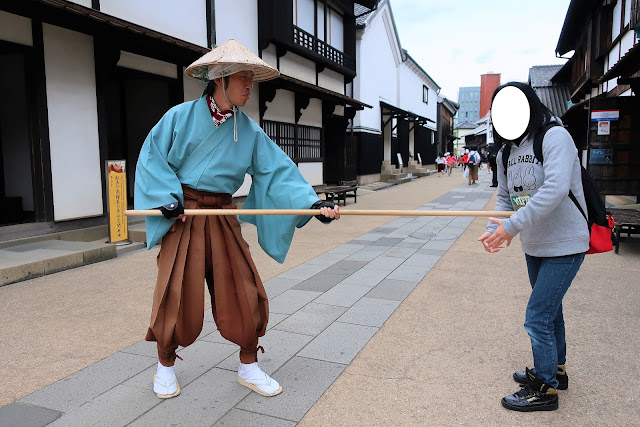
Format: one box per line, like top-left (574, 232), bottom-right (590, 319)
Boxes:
top-left (524, 253), bottom-right (584, 388)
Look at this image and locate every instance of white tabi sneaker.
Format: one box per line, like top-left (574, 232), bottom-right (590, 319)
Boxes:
top-left (237, 363), bottom-right (283, 397)
top-left (153, 362), bottom-right (180, 399)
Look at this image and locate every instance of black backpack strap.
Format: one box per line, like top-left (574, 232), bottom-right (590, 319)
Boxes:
top-left (568, 190), bottom-right (587, 223)
top-left (532, 122), bottom-right (560, 166)
top-left (501, 143), bottom-right (511, 174)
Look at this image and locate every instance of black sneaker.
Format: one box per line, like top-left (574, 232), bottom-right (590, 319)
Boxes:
top-left (502, 368), bottom-right (559, 412)
top-left (513, 365), bottom-right (568, 390)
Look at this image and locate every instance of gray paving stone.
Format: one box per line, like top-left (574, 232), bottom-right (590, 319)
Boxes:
top-left (403, 253), bottom-right (441, 268)
top-left (385, 217), bottom-right (415, 226)
top-left (297, 322), bottom-right (378, 364)
top-left (347, 239), bottom-right (373, 246)
top-left (394, 242), bottom-right (424, 249)
top-left (267, 312), bottom-right (289, 330)
top-left (0, 402), bottom-right (61, 427)
top-left (421, 240), bottom-right (455, 251)
top-left (21, 352), bottom-right (156, 413)
top-left (277, 263), bottom-right (327, 280)
top-left (431, 232), bottom-right (459, 241)
top-left (391, 263), bottom-right (432, 280)
top-left (369, 237), bottom-right (404, 246)
top-left (236, 357), bottom-right (346, 422)
top-left (292, 272), bottom-right (349, 292)
top-left (129, 368), bottom-right (249, 426)
top-left (121, 340), bottom-right (158, 359)
top-left (365, 255), bottom-right (405, 271)
top-left (401, 237), bottom-right (429, 244)
top-left (313, 282), bottom-right (372, 308)
top-left (273, 302), bottom-right (347, 336)
top-left (337, 297), bottom-right (401, 327)
top-left (366, 278), bottom-right (420, 301)
top-left (416, 247), bottom-right (447, 256)
top-left (267, 290), bottom-right (321, 314)
top-left (354, 232), bottom-right (386, 241)
top-left (214, 409), bottom-right (296, 427)
top-left (124, 340), bottom-right (238, 390)
top-left (327, 243), bottom-right (366, 255)
top-left (304, 251), bottom-right (350, 265)
top-left (264, 276), bottom-right (303, 298)
top-left (340, 267), bottom-right (388, 287)
top-left (322, 260), bottom-right (368, 275)
top-left (48, 385), bottom-right (159, 427)
top-left (384, 246), bottom-right (419, 258)
top-left (216, 329), bottom-right (313, 374)
top-left (344, 249), bottom-right (385, 262)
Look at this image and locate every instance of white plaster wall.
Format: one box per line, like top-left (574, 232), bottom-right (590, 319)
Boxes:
top-left (0, 11), bottom-right (33, 46)
top-left (263, 89), bottom-right (295, 123)
top-left (43, 24), bottom-right (103, 221)
top-left (100, 0), bottom-right (207, 47)
top-left (612, 0), bottom-right (622, 41)
top-left (318, 67), bottom-right (344, 94)
top-left (262, 44), bottom-right (278, 69)
top-left (280, 52), bottom-right (316, 85)
top-left (233, 175), bottom-right (252, 198)
top-left (620, 30), bottom-right (635, 58)
top-left (215, 0), bottom-right (259, 52)
top-left (354, 6), bottom-right (399, 132)
top-left (398, 63), bottom-right (437, 122)
top-left (67, 0), bottom-right (92, 7)
top-left (117, 51), bottom-right (177, 79)
top-left (298, 162), bottom-right (323, 185)
top-left (184, 72), bottom-right (205, 101)
top-left (298, 98), bottom-right (322, 127)
top-left (608, 43), bottom-right (620, 76)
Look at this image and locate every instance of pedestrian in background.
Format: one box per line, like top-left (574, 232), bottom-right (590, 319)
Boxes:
top-left (435, 152), bottom-right (446, 177)
top-left (446, 153), bottom-right (457, 176)
top-left (478, 81), bottom-right (589, 412)
top-left (466, 148), bottom-right (479, 185)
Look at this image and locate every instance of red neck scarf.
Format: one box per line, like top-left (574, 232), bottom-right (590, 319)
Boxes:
top-left (206, 95), bottom-right (234, 127)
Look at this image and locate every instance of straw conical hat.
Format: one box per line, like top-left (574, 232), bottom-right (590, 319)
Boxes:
top-left (186, 39), bottom-right (279, 83)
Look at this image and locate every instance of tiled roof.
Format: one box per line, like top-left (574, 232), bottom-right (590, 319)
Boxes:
top-left (455, 121), bottom-right (477, 130)
top-left (535, 86), bottom-right (571, 118)
top-left (355, 4), bottom-right (374, 26)
top-left (529, 65), bottom-right (563, 87)
top-left (529, 65), bottom-right (571, 117)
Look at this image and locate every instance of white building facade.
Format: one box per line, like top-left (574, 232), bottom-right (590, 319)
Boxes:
top-left (353, 0), bottom-right (439, 184)
top-left (0, 0), bottom-right (374, 229)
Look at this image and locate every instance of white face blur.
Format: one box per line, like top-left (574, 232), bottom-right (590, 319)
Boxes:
top-left (491, 86), bottom-right (530, 140)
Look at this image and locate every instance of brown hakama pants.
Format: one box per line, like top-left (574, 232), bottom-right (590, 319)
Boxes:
top-left (146, 186), bottom-right (269, 366)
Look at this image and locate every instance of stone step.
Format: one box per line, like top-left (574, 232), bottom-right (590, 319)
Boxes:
top-left (0, 240), bottom-right (117, 287)
top-left (386, 177), bottom-right (413, 184)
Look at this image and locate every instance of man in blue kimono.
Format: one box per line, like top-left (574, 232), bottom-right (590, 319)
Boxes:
top-left (135, 39), bottom-right (339, 399)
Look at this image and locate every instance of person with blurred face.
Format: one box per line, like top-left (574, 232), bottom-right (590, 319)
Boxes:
top-left (478, 82), bottom-right (589, 412)
top-left (135, 39), bottom-right (339, 401)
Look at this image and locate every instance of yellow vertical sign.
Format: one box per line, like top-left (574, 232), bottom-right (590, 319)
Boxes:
top-left (107, 160), bottom-right (129, 243)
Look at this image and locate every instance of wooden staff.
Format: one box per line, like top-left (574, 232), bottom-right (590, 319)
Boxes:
top-left (125, 209), bottom-right (514, 217)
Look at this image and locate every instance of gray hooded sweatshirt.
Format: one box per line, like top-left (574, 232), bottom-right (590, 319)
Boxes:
top-left (487, 121), bottom-right (590, 257)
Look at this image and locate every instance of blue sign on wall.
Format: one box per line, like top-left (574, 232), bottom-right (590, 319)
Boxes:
top-left (590, 149), bottom-right (613, 164)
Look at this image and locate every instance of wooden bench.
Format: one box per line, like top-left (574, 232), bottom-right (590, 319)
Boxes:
top-left (609, 208), bottom-right (640, 254)
top-left (322, 180), bottom-right (358, 206)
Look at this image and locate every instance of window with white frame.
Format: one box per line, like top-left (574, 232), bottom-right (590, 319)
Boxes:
top-left (423, 85), bottom-right (429, 104)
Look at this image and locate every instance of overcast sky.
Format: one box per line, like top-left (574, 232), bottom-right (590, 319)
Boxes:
top-left (390, 0), bottom-right (573, 101)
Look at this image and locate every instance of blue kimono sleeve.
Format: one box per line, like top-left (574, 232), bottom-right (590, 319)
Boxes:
top-left (134, 111), bottom-right (184, 248)
top-left (239, 132), bottom-right (320, 263)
